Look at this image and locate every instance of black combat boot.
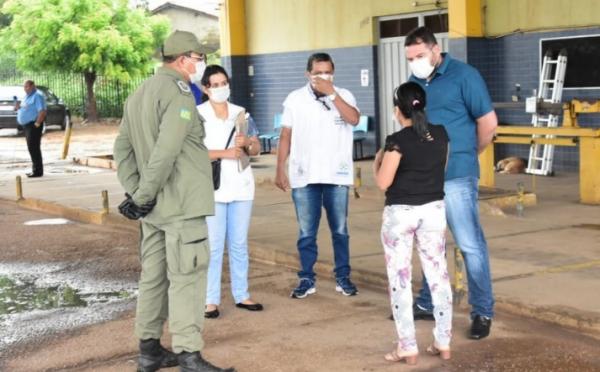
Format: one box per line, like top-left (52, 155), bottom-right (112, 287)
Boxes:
top-left (137, 338), bottom-right (179, 372)
top-left (178, 351), bottom-right (236, 372)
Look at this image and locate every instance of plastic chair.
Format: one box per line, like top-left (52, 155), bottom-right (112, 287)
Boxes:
top-left (353, 115), bottom-right (368, 160)
top-left (259, 113), bottom-right (282, 153)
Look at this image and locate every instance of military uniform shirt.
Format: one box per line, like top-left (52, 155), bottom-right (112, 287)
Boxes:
top-left (113, 67), bottom-right (215, 224)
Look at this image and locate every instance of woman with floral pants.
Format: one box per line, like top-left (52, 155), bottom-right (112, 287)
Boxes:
top-left (374, 82), bottom-right (452, 365)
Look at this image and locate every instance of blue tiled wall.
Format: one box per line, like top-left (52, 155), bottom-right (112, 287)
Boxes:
top-left (454, 28), bottom-right (600, 172)
top-left (225, 28), bottom-right (599, 171)
top-left (222, 46), bottom-right (379, 157)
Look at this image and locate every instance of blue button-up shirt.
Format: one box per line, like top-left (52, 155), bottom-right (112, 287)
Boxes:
top-left (17, 89), bottom-right (46, 125)
top-left (410, 53), bottom-right (493, 180)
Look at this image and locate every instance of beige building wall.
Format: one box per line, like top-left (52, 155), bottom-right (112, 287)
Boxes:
top-left (485, 0), bottom-right (600, 36)
top-left (230, 0), bottom-right (444, 55)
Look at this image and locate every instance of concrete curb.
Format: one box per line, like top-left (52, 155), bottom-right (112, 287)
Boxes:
top-left (14, 197), bottom-right (107, 225)
top-left (495, 299), bottom-right (600, 340)
top-left (72, 155), bottom-right (117, 170)
top-left (0, 196), bottom-right (138, 232)
top-left (5, 196), bottom-right (598, 340)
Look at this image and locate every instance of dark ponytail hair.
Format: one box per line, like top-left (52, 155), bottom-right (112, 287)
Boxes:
top-left (200, 64), bottom-right (230, 103)
top-left (393, 81), bottom-right (431, 141)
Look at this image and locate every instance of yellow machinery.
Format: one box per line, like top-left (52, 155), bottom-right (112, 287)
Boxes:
top-left (480, 99), bottom-right (600, 205)
top-left (562, 99), bottom-right (600, 128)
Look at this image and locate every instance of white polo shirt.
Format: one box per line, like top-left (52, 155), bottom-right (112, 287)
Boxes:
top-left (198, 101), bottom-right (255, 203)
top-left (281, 84), bottom-right (359, 189)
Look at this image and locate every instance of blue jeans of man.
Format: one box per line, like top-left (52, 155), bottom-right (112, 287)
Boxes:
top-left (415, 176), bottom-right (495, 318)
top-left (291, 184), bottom-right (351, 280)
top-left (205, 200), bottom-right (253, 305)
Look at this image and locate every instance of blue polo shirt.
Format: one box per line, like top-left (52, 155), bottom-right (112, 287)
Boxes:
top-left (190, 83), bottom-right (203, 105)
top-left (410, 53), bottom-right (493, 180)
top-left (17, 89), bottom-right (46, 125)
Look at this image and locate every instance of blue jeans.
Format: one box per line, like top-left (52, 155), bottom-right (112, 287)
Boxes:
top-left (205, 200), bottom-right (253, 305)
top-left (291, 184), bottom-right (351, 280)
top-left (415, 177), bottom-right (495, 318)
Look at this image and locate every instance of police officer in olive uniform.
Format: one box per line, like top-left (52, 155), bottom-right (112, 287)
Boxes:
top-left (113, 31), bottom-right (235, 372)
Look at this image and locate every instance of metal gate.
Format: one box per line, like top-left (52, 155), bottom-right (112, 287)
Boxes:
top-left (378, 12), bottom-right (448, 146)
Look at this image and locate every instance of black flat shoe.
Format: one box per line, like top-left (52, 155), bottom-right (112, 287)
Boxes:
top-left (204, 308), bottom-right (220, 319)
top-left (470, 315), bottom-right (492, 340)
top-left (235, 302), bottom-right (263, 311)
top-left (26, 172), bottom-right (43, 178)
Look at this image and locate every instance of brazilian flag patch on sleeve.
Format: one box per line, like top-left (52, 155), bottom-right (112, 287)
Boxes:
top-left (180, 108), bottom-right (192, 121)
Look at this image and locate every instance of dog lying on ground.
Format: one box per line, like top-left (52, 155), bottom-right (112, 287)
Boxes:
top-left (495, 157), bottom-right (526, 174)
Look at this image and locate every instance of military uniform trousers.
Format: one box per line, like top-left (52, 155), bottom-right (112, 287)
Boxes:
top-left (135, 217), bottom-right (210, 353)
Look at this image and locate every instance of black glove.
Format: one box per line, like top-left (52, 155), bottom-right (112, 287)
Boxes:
top-left (118, 193), bottom-right (157, 220)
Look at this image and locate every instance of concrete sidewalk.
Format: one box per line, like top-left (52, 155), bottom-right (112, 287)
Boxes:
top-left (1, 153), bottom-right (599, 338)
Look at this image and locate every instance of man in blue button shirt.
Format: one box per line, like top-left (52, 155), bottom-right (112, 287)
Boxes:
top-left (404, 27), bottom-right (498, 340)
top-left (15, 80), bottom-right (47, 177)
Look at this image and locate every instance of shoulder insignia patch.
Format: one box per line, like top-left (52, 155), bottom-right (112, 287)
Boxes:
top-left (176, 80), bottom-right (191, 93)
top-left (180, 108), bottom-right (192, 121)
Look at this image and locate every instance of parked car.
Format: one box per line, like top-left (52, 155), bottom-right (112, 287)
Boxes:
top-left (0, 85), bottom-right (71, 130)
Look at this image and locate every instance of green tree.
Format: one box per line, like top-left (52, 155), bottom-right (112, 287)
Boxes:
top-left (200, 27), bottom-right (221, 65)
top-left (0, 0), bottom-right (169, 121)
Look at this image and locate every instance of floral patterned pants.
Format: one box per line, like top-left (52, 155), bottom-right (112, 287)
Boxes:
top-left (381, 200), bottom-right (452, 352)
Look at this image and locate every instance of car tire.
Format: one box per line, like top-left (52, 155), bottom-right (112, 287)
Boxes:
top-left (61, 115), bottom-right (71, 131)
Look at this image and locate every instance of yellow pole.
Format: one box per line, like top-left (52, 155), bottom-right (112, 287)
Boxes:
top-left (478, 145), bottom-right (495, 188)
top-left (453, 247), bottom-right (465, 304)
top-left (448, 0), bottom-right (483, 38)
top-left (579, 137), bottom-right (600, 204)
top-left (101, 190), bottom-right (109, 214)
top-left (353, 166), bottom-right (362, 199)
top-left (61, 117), bottom-right (73, 160)
top-left (220, 0), bottom-right (248, 57)
top-left (16, 176), bottom-right (23, 200)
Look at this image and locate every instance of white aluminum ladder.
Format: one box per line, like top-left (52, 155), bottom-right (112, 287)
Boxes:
top-left (526, 49), bottom-right (567, 176)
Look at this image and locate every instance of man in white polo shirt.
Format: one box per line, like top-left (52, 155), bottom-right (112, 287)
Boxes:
top-left (276, 52), bottom-right (361, 299)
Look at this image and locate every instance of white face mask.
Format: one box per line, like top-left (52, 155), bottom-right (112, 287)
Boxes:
top-left (209, 85), bottom-right (230, 103)
top-left (409, 56), bottom-right (435, 80)
top-left (189, 61), bottom-right (206, 84)
top-left (310, 73), bottom-right (333, 85)
top-left (317, 73), bottom-right (333, 82)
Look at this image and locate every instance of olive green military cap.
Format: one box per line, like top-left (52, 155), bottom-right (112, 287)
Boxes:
top-left (162, 30), bottom-right (203, 57)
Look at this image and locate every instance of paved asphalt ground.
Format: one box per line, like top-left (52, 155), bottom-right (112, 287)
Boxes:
top-left (1, 200), bottom-right (599, 372)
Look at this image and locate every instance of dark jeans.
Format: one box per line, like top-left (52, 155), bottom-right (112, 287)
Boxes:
top-left (23, 123), bottom-right (43, 175)
top-left (291, 184), bottom-right (351, 280)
